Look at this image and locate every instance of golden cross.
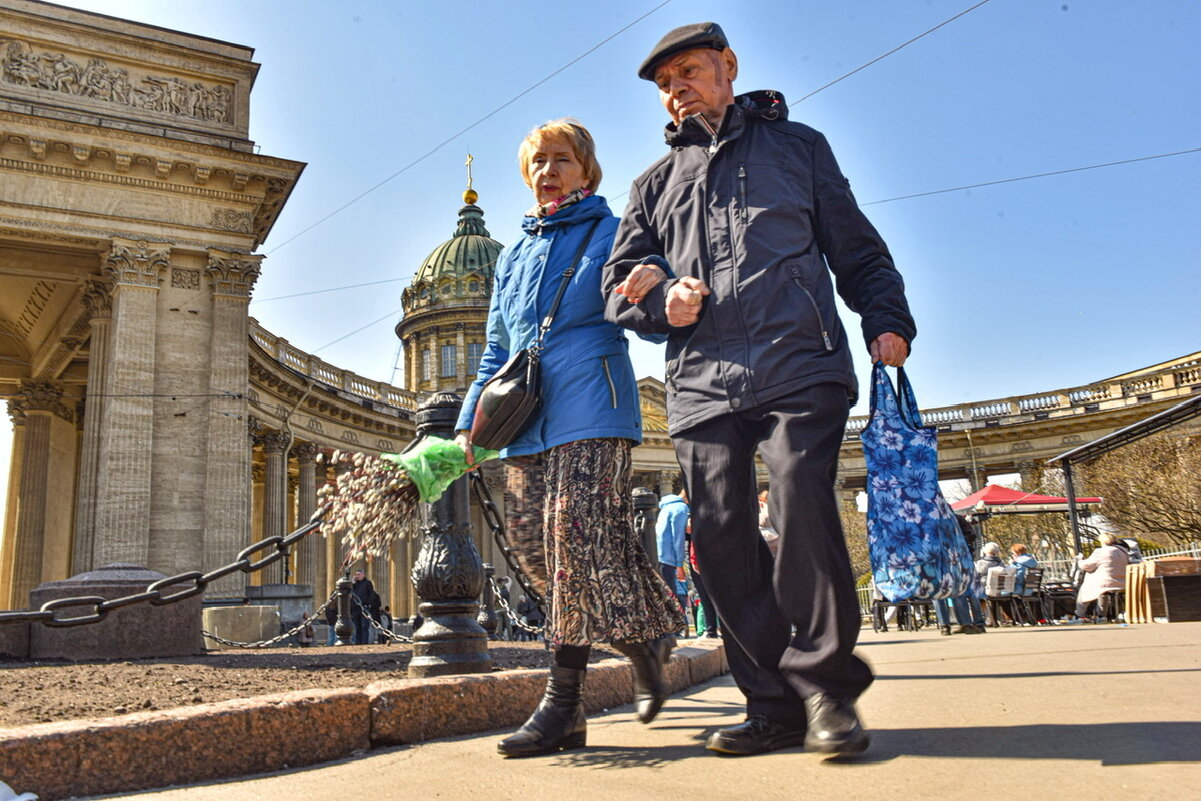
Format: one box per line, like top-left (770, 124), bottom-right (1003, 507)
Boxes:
top-left (465, 153), bottom-right (474, 191)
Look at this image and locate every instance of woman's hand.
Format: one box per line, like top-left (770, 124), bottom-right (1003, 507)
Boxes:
top-left (614, 262), bottom-right (666, 304)
top-left (454, 431), bottom-right (477, 467)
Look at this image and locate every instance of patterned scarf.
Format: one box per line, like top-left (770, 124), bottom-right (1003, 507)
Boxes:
top-left (527, 187), bottom-right (592, 219)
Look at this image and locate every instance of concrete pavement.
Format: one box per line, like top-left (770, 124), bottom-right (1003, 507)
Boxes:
top-left (83, 622), bottom-right (1201, 801)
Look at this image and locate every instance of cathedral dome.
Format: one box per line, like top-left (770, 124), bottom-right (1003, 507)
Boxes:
top-left (402, 192), bottom-right (502, 313)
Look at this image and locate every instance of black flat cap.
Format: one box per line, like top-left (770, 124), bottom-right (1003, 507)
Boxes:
top-left (638, 21), bottom-right (729, 81)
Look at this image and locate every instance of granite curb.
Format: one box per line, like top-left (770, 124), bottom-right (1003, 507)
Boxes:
top-left (0, 642), bottom-right (727, 801)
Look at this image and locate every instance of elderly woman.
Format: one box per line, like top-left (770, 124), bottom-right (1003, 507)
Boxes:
top-left (1075, 532), bottom-right (1130, 619)
top-left (455, 119), bottom-right (683, 758)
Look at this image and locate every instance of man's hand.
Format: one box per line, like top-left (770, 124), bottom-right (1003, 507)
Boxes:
top-left (614, 262), bottom-right (667, 304)
top-left (454, 431), bottom-right (479, 468)
top-left (666, 276), bottom-right (711, 327)
top-left (870, 332), bottom-right (909, 366)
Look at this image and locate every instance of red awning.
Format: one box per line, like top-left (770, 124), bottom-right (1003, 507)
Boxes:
top-left (951, 484), bottom-right (1102, 515)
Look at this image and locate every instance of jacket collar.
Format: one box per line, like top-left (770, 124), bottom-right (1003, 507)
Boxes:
top-left (521, 193), bottom-right (611, 234)
top-left (664, 90), bottom-right (788, 148)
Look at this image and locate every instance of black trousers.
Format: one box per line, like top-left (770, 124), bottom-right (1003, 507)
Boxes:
top-left (673, 383), bottom-right (873, 726)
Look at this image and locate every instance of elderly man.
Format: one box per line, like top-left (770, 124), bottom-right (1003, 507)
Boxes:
top-left (603, 22), bottom-right (915, 756)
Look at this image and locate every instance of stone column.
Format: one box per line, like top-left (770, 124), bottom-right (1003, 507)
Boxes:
top-left (7, 382), bottom-right (76, 606)
top-left (249, 461), bottom-right (265, 588)
top-left (71, 280), bottom-right (112, 574)
top-left (203, 251), bottom-right (261, 596)
top-left (431, 327), bottom-right (442, 389)
top-left (93, 240), bottom-right (169, 568)
top-left (455, 323), bottom-right (466, 387)
top-left (657, 471), bottom-right (675, 498)
top-left (292, 442), bottom-right (320, 587)
top-left (406, 333), bottom-right (418, 392)
top-left (1, 404), bottom-right (26, 609)
top-left (260, 429), bottom-right (290, 583)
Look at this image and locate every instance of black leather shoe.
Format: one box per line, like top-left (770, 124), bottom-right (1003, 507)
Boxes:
top-left (803, 693), bottom-right (869, 754)
top-left (705, 715), bottom-right (807, 756)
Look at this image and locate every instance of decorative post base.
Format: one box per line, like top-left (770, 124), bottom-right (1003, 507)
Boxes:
top-left (409, 600), bottom-right (491, 677)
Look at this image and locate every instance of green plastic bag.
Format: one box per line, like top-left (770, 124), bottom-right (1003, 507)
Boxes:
top-left (380, 436), bottom-right (498, 503)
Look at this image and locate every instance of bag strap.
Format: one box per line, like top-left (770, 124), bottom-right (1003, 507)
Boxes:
top-left (532, 218), bottom-right (601, 353)
top-left (896, 367), bottom-right (925, 428)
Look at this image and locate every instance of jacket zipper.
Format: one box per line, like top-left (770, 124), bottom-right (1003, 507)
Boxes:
top-left (790, 274), bottom-right (834, 351)
top-left (694, 114), bottom-right (719, 155)
top-left (601, 356), bottom-right (618, 408)
top-left (738, 164), bottom-right (748, 224)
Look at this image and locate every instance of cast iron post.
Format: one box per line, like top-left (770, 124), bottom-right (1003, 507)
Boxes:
top-left (632, 486), bottom-right (660, 566)
top-left (333, 571), bottom-right (355, 646)
top-left (408, 391), bottom-right (492, 676)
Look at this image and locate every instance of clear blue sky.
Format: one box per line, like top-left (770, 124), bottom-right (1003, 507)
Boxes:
top-left (25, 0), bottom-right (1201, 410)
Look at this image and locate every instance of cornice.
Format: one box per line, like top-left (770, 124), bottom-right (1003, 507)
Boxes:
top-left (0, 214), bottom-right (251, 253)
top-left (0, 109), bottom-right (301, 172)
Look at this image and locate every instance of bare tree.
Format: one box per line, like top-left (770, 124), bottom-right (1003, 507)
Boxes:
top-left (1078, 430), bottom-right (1201, 547)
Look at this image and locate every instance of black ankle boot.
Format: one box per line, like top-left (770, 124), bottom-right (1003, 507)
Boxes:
top-left (613, 634), bottom-right (675, 724)
top-left (497, 666), bottom-right (587, 758)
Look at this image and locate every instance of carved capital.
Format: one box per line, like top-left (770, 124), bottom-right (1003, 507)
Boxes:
top-left (105, 239), bottom-right (170, 287)
top-left (15, 380), bottom-right (74, 422)
top-left (251, 462), bottom-right (266, 482)
top-left (291, 441), bottom-right (320, 464)
top-left (82, 279), bottom-right (113, 318)
top-left (260, 429), bottom-right (290, 454)
top-left (206, 249), bottom-right (262, 298)
top-left (7, 398), bottom-right (26, 425)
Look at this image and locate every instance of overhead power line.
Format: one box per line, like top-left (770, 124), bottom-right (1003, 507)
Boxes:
top-left (794, 0), bottom-right (994, 104)
top-left (860, 147), bottom-right (1201, 206)
top-left (252, 277), bottom-right (404, 304)
top-left (265, 0), bottom-right (675, 256)
top-left (313, 307), bottom-right (404, 353)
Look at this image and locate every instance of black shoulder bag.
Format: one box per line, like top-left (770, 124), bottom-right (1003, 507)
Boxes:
top-left (469, 219), bottom-right (600, 451)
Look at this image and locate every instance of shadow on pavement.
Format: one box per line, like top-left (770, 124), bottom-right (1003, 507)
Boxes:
top-left (839, 721), bottom-right (1201, 766)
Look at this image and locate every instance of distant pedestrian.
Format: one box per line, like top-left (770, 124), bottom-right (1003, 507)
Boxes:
top-left (351, 569), bottom-right (375, 645)
top-left (377, 605), bottom-right (393, 644)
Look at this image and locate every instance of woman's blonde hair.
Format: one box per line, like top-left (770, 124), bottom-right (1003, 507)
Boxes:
top-left (1098, 531), bottom-right (1118, 546)
top-left (518, 118), bottom-right (602, 192)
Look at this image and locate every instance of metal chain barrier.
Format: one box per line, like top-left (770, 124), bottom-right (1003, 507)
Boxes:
top-left (200, 590), bottom-right (338, 649)
top-left (468, 470), bottom-right (544, 609)
top-left (488, 574), bottom-right (543, 637)
top-left (351, 594), bottom-right (413, 644)
top-left (0, 519), bottom-right (323, 628)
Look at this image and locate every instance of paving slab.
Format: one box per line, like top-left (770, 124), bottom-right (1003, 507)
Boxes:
top-left (73, 622), bottom-right (1201, 801)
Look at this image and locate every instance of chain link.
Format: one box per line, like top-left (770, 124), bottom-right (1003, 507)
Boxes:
top-left (488, 575), bottom-right (543, 636)
top-left (201, 590), bottom-right (338, 649)
top-left (351, 594), bottom-right (413, 644)
top-left (0, 519), bottom-right (324, 628)
top-left (468, 470), bottom-right (544, 610)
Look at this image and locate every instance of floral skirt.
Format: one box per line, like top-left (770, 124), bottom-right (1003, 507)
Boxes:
top-left (502, 438), bottom-right (684, 649)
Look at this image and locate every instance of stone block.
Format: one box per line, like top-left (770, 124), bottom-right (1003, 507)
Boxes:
top-left (0, 687), bottom-right (369, 801)
top-left (29, 564), bottom-right (203, 661)
top-left (202, 605), bottom-right (280, 648)
top-left (369, 670), bottom-right (545, 746)
top-left (245, 583), bottom-right (314, 628)
top-left (582, 658), bottom-right (636, 713)
top-left (0, 621), bottom-right (30, 659)
top-left (678, 644), bottom-right (724, 685)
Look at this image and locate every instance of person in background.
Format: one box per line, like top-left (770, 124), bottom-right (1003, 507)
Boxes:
top-left (687, 521), bottom-right (720, 639)
top-left (377, 605), bottom-right (393, 644)
top-left (324, 598), bottom-right (339, 646)
top-left (350, 569), bottom-right (375, 645)
top-left (1075, 532), bottom-right (1130, 621)
top-left (656, 490), bottom-right (690, 626)
top-left (757, 489), bottom-right (779, 558)
top-left (1009, 543), bottom-right (1038, 595)
top-left (298, 613), bottom-right (315, 647)
top-left (937, 517), bottom-right (987, 634)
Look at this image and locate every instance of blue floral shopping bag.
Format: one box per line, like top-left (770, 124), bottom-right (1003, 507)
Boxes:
top-left (860, 363), bottom-right (980, 602)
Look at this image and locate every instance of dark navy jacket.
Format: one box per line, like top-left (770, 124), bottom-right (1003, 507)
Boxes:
top-left (603, 91), bottom-right (916, 435)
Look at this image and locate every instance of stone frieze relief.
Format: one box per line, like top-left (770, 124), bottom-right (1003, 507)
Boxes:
top-left (1, 38), bottom-right (233, 125)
